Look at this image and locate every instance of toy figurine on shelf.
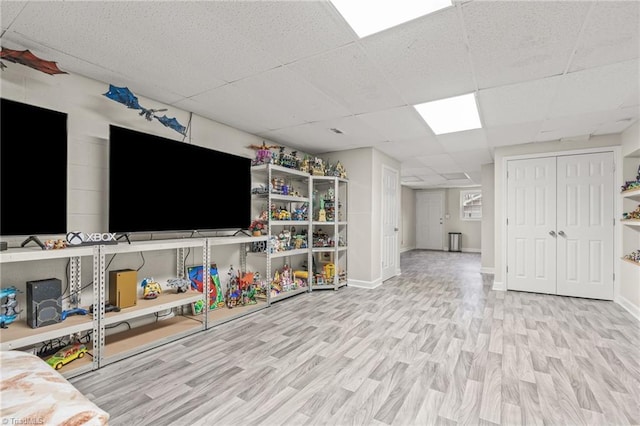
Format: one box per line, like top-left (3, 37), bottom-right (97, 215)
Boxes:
top-left (318, 198), bottom-right (327, 222)
top-left (248, 141), bottom-right (280, 165)
top-left (141, 277), bottom-right (162, 299)
top-left (166, 277), bottom-right (191, 293)
top-left (311, 157), bottom-right (325, 176)
top-left (0, 286), bottom-right (21, 328)
top-left (335, 161), bottom-right (347, 179)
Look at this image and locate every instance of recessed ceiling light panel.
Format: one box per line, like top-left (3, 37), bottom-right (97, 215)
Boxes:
top-left (414, 93), bottom-right (482, 135)
top-left (330, 0), bottom-right (452, 38)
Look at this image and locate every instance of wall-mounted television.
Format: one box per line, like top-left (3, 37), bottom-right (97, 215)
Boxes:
top-left (108, 125), bottom-right (251, 234)
top-left (1, 98), bottom-right (68, 237)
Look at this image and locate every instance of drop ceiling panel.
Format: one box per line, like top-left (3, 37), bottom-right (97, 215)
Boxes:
top-left (569, 1), bottom-right (640, 72)
top-left (416, 154), bottom-right (463, 173)
top-left (438, 129), bottom-right (488, 153)
top-left (463, 1), bottom-right (592, 88)
top-left (485, 121), bottom-right (542, 148)
top-left (361, 7), bottom-right (476, 104)
top-left (478, 76), bottom-right (561, 127)
top-left (180, 84), bottom-right (294, 135)
top-left (375, 136), bottom-right (444, 161)
top-left (449, 148), bottom-right (493, 172)
top-left (356, 106), bottom-right (433, 141)
top-left (208, 1), bottom-right (357, 65)
top-left (538, 106), bottom-right (639, 142)
top-left (261, 115), bottom-right (384, 154)
top-left (232, 65), bottom-right (351, 124)
top-left (288, 43), bottom-right (406, 115)
top-left (0, 1), bottom-right (27, 29)
top-left (549, 60), bottom-right (639, 118)
top-left (401, 166), bottom-right (438, 177)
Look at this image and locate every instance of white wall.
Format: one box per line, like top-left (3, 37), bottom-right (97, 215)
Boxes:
top-left (331, 148), bottom-right (400, 287)
top-left (481, 163), bottom-right (495, 273)
top-left (444, 188), bottom-right (481, 252)
top-left (400, 186), bottom-right (416, 252)
top-left (493, 134), bottom-right (622, 289)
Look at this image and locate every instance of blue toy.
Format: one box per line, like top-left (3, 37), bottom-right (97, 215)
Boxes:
top-left (1, 286), bottom-right (21, 328)
top-left (60, 307), bottom-right (88, 321)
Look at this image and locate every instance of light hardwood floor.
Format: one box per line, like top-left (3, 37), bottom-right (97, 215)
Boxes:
top-left (70, 250), bottom-right (640, 426)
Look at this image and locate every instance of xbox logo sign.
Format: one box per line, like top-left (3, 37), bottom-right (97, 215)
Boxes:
top-left (66, 231), bottom-right (85, 245)
top-left (66, 231), bottom-right (117, 245)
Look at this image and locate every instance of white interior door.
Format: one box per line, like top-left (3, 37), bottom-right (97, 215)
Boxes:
top-left (507, 157), bottom-right (557, 294)
top-left (416, 191), bottom-right (444, 250)
top-left (556, 152), bottom-right (614, 300)
top-left (382, 165), bottom-right (399, 281)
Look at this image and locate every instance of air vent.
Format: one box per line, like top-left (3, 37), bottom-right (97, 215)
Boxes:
top-left (330, 128), bottom-right (343, 134)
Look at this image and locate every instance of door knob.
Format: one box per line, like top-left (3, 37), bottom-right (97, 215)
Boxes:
top-left (549, 230), bottom-right (556, 237)
top-left (558, 230), bottom-right (566, 237)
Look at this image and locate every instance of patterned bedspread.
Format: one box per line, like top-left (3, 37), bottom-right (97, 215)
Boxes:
top-left (0, 350), bottom-right (109, 426)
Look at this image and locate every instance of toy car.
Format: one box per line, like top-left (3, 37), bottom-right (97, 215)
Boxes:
top-left (46, 343), bottom-right (88, 370)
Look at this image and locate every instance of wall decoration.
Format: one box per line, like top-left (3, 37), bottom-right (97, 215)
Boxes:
top-left (102, 84), bottom-right (187, 136)
top-left (0, 48), bottom-right (67, 75)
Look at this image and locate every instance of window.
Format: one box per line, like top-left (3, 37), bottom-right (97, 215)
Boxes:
top-left (460, 190), bottom-right (482, 220)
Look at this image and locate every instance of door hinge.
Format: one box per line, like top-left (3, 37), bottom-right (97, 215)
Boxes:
top-left (506, 218), bottom-right (509, 226)
top-left (613, 273), bottom-right (615, 281)
top-left (506, 265), bottom-right (509, 273)
top-left (613, 218), bottom-right (615, 226)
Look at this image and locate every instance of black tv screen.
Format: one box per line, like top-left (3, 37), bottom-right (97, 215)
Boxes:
top-left (1, 98), bottom-right (67, 236)
top-left (108, 125), bottom-right (251, 234)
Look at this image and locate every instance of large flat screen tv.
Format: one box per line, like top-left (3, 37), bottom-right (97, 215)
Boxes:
top-left (1, 98), bottom-right (68, 237)
top-left (108, 125), bottom-right (251, 234)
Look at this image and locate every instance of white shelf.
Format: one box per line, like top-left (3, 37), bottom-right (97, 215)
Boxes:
top-left (271, 220), bottom-right (309, 227)
top-left (270, 248), bottom-right (309, 258)
top-left (252, 163), bottom-right (310, 178)
top-left (0, 314), bottom-right (93, 351)
top-left (103, 291), bottom-right (204, 326)
top-left (271, 287), bottom-right (308, 303)
top-left (0, 245), bottom-right (94, 263)
top-left (621, 219), bottom-right (640, 227)
top-left (621, 187), bottom-right (640, 199)
top-left (270, 195), bottom-right (309, 203)
top-left (102, 238), bottom-right (206, 254)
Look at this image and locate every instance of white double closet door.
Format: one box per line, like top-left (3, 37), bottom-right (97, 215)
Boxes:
top-left (507, 151), bottom-right (614, 300)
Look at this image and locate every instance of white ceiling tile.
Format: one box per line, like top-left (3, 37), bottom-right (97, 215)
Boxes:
top-left (415, 175), bottom-right (448, 185)
top-left (401, 166), bottom-right (438, 177)
top-left (569, 1), bottom-right (640, 72)
top-left (0, 1), bottom-right (27, 29)
top-left (437, 129), bottom-right (487, 153)
top-left (478, 76), bottom-right (561, 127)
top-left (548, 60), bottom-right (640, 118)
top-left (416, 154), bottom-right (463, 173)
top-left (182, 83), bottom-right (299, 135)
top-left (375, 136), bottom-right (444, 161)
top-left (232, 66), bottom-right (351, 124)
top-left (207, 1), bottom-right (356, 65)
top-left (361, 7), bottom-right (476, 104)
top-left (356, 106), bottom-right (433, 141)
top-left (539, 106), bottom-right (639, 142)
top-left (449, 148), bottom-right (493, 172)
top-left (261, 115), bottom-right (383, 154)
top-left (463, 1), bottom-right (592, 88)
top-left (485, 121), bottom-right (542, 148)
top-left (288, 43), bottom-right (406, 115)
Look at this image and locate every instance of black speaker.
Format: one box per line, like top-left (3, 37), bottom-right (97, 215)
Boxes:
top-left (26, 278), bottom-right (62, 328)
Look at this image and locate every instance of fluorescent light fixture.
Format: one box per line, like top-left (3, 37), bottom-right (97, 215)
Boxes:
top-left (414, 93), bottom-right (482, 135)
top-left (330, 0), bottom-right (452, 38)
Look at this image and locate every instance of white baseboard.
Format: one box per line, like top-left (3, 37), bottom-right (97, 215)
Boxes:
top-left (480, 267), bottom-right (495, 274)
top-left (348, 278), bottom-right (383, 289)
top-left (400, 246), bottom-right (415, 253)
top-left (492, 280), bottom-right (506, 291)
top-left (462, 248), bottom-right (481, 253)
top-left (615, 294), bottom-right (640, 321)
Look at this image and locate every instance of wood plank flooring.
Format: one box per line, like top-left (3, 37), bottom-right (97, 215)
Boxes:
top-left (70, 250), bottom-right (640, 426)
